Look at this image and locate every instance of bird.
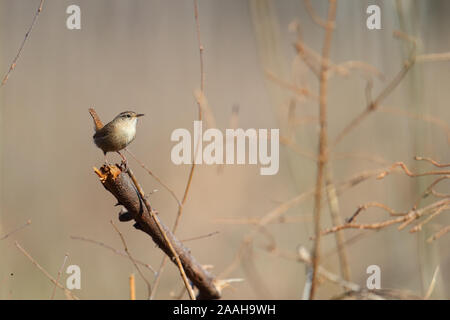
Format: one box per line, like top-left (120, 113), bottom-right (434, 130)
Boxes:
top-left (89, 108), bottom-right (144, 164)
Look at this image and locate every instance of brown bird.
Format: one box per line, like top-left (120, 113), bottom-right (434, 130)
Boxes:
top-left (89, 108), bottom-right (144, 164)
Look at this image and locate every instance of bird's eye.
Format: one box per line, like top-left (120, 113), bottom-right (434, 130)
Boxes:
top-left (126, 114), bottom-right (131, 118)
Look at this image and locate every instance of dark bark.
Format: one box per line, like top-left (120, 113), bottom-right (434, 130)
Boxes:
top-left (95, 164), bottom-right (221, 300)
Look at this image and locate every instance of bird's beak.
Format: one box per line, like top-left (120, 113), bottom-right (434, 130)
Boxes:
top-left (136, 113), bottom-right (145, 117)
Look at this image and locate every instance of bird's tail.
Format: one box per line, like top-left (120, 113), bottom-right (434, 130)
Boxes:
top-left (89, 107), bottom-right (104, 131)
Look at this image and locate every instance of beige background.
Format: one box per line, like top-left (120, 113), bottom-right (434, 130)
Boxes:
top-left (0, 0), bottom-right (449, 299)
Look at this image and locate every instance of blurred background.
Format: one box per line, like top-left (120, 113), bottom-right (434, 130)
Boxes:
top-left (0, 0), bottom-right (449, 299)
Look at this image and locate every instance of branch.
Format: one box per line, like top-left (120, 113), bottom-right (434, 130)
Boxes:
top-left (70, 235), bottom-right (156, 274)
top-left (377, 162), bottom-right (450, 180)
top-left (153, 0), bottom-right (207, 298)
top-left (0, 219), bottom-right (31, 240)
top-left (320, 199), bottom-right (450, 236)
top-left (93, 164), bottom-right (220, 300)
top-left (15, 241), bottom-right (78, 300)
top-left (125, 167), bottom-right (196, 300)
top-left (1, 0), bottom-right (45, 87)
top-left (110, 220), bottom-right (152, 299)
top-left (310, 0), bottom-right (337, 300)
top-left (332, 30), bottom-right (417, 147)
top-left (50, 253), bottom-right (68, 300)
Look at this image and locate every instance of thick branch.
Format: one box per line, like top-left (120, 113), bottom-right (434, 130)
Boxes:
top-left (94, 164), bottom-right (221, 300)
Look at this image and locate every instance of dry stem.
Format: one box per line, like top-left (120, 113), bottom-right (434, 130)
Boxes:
top-left (310, 0), bottom-right (337, 300)
top-left (1, 0), bottom-right (45, 87)
top-left (15, 241), bottom-right (78, 300)
top-left (110, 220), bottom-right (152, 299)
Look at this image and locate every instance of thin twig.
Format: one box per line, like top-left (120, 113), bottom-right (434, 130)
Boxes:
top-left (111, 220), bottom-right (152, 299)
top-left (1, 0), bottom-right (45, 87)
top-left (321, 199), bottom-right (450, 236)
top-left (377, 107), bottom-right (450, 144)
top-left (0, 219), bottom-right (31, 240)
top-left (325, 167), bottom-right (351, 281)
top-left (377, 162), bottom-right (450, 179)
top-left (411, 175), bottom-right (450, 210)
top-left (265, 70), bottom-right (319, 101)
top-left (129, 274), bottom-right (136, 300)
top-left (332, 30), bottom-right (417, 147)
top-left (153, 0), bottom-right (206, 298)
top-left (220, 164), bottom-right (390, 285)
top-left (416, 52), bottom-right (450, 63)
top-left (172, 0), bottom-right (205, 233)
top-left (409, 206), bottom-right (449, 233)
top-left (424, 266), bottom-right (440, 299)
top-left (14, 241), bottom-right (79, 300)
top-left (50, 253), bottom-right (69, 300)
top-left (427, 225), bottom-right (450, 243)
top-left (149, 258), bottom-right (167, 300)
top-left (125, 149), bottom-right (181, 207)
top-left (415, 156), bottom-right (450, 168)
top-left (265, 245), bottom-right (360, 292)
top-left (219, 167), bottom-right (388, 279)
top-left (126, 168), bottom-right (196, 300)
top-left (304, 0), bottom-right (334, 29)
top-left (70, 235), bottom-right (156, 274)
top-left (347, 202), bottom-right (406, 223)
top-left (181, 231), bottom-right (220, 242)
top-left (310, 0), bottom-right (337, 300)
top-left (215, 215), bottom-right (311, 225)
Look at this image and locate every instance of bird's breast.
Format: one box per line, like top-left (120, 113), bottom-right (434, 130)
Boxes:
top-left (114, 121), bottom-right (137, 146)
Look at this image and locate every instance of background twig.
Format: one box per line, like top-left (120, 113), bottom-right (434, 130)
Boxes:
top-left (1, 0), bottom-right (45, 87)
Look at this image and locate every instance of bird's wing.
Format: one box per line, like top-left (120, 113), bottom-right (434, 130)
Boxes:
top-left (93, 122), bottom-right (113, 139)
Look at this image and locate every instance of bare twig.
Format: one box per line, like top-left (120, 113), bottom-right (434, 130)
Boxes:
top-left (310, 0), bottom-right (337, 300)
top-left (304, 0), bottom-right (334, 29)
top-left (377, 162), bottom-right (450, 179)
top-left (416, 52), bottom-right (450, 63)
top-left (153, 0), bottom-right (207, 298)
top-left (293, 26), bottom-right (382, 82)
top-left (181, 231), bottom-right (220, 242)
top-left (332, 30), bottom-right (417, 146)
top-left (325, 168), bottom-right (350, 281)
top-left (220, 166), bottom-right (388, 279)
top-left (15, 241), bottom-right (78, 300)
top-left (215, 215), bottom-right (311, 225)
top-left (125, 149), bottom-right (182, 207)
top-left (409, 206), bottom-right (449, 233)
top-left (414, 156), bottom-right (450, 168)
top-left (280, 136), bottom-right (317, 161)
top-left (70, 235), bottom-right (156, 274)
top-left (129, 274), bottom-right (136, 300)
top-left (264, 245), bottom-right (360, 291)
top-left (412, 175), bottom-right (450, 210)
top-left (50, 253), bottom-right (69, 300)
top-left (111, 220), bottom-right (152, 299)
top-left (1, 0), bottom-right (45, 87)
top-left (265, 70), bottom-right (319, 101)
top-left (150, 258), bottom-right (167, 300)
top-left (377, 107), bottom-right (450, 144)
top-left (427, 226), bottom-right (450, 243)
top-left (346, 202), bottom-right (406, 224)
top-left (424, 266), bottom-right (440, 299)
top-left (321, 199), bottom-right (450, 236)
top-left (125, 167), bottom-right (197, 300)
top-left (94, 165), bottom-right (219, 298)
top-left (299, 246), bottom-right (359, 291)
top-left (172, 0), bottom-right (205, 233)
top-left (0, 219), bottom-right (31, 240)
